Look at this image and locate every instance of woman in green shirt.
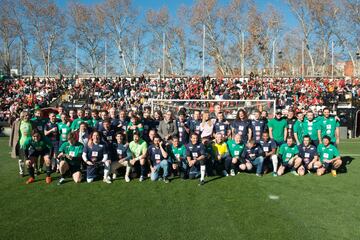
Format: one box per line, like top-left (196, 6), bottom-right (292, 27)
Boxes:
top-left (57, 132), bottom-right (83, 185)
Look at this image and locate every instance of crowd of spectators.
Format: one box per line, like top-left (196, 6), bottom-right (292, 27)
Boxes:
top-left (0, 77), bottom-right (72, 122)
top-left (1, 75), bottom-right (359, 123)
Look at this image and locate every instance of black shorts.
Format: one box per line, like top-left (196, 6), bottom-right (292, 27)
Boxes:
top-left (323, 162), bottom-right (332, 171)
top-left (28, 149), bottom-right (50, 158)
top-left (68, 164), bottom-right (81, 174)
top-left (281, 161), bottom-right (292, 169)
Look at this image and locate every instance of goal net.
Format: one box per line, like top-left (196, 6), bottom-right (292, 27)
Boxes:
top-left (148, 99), bottom-right (276, 120)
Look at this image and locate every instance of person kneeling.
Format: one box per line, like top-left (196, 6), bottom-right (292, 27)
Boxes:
top-left (240, 140), bottom-right (264, 177)
top-left (82, 131), bottom-right (111, 184)
top-left (277, 137), bottom-right (301, 176)
top-left (57, 132), bottom-right (83, 185)
top-left (111, 132), bottom-right (132, 182)
top-left (316, 136), bottom-right (342, 177)
top-left (148, 135), bottom-right (170, 183)
top-left (296, 135), bottom-right (321, 176)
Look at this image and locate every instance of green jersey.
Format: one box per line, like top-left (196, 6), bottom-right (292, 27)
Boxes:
top-left (268, 118), bottom-right (287, 142)
top-left (90, 118), bottom-right (100, 128)
top-left (57, 122), bottom-right (71, 142)
top-left (59, 141), bottom-right (84, 165)
top-left (129, 139), bottom-right (147, 158)
top-left (170, 144), bottom-right (187, 163)
top-left (71, 118), bottom-right (90, 131)
top-left (226, 139), bottom-right (245, 158)
top-left (317, 144), bottom-right (340, 163)
top-left (19, 121), bottom-right (32, 148)
top-left (302, 119), bottom-right (319, 141)
top-left (26, 138), bottom-right (52, 152)
top-left (279, 143), bottom-right (299, 162)
top-left (293, 120), bottom-right (305, 143)
top-left (318, 116), bottom-right (339, 142)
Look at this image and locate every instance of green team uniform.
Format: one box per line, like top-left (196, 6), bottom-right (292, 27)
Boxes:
top-left (57, 122), bottom-right (71, 142)
top-left (293, 120), bottom-right (305, 143)
top-left (19, 121), bottom-right (33, 149)
top-left (302, 118), bottom-right (319, 141)
top-left (268, 118), bottom-right (287, 142)
top-left (129, 140), bottom-right (147, 158)
top-left (170, 144), bottom-right (187, 163)
top-left (71, 118), bottom-right (91, 131)
top-left (278, 144), bottom-right (299, 163)
top-left (126, 122), bottom-right (144, 141)
top-left (317, 144), bottom-right (340, 164)
top-left (59, 141), bottom-right (84, 166)
top-left (226, 139), bottom-right (245, 158)
top-left (90, 118), bottom-right (100, 128)
top-left (318, 116), bottom-right (339, 143)
top-left (25, 138), bottom-right (52, 157)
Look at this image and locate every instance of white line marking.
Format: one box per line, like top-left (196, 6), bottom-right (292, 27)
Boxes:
top-left (269, 195), bottom-right (280, 200)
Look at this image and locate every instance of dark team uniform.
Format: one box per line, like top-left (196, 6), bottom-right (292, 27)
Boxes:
top-left (251, 119), bottom-right (266, 143)
top-left (83, 143), bottom-right (108, 179)
top-left (287, 118), bottom-right (297, 139)
top-left (186, 142), bottom-right (206, 178)
top-left (176, 120), bottom-right (190, 144)
top-left (231, 119), bottom-right (252, 143)
top-left (214, 121), bottom-right (230, 136)
top-left (298, 143), bottom-right (318, 169)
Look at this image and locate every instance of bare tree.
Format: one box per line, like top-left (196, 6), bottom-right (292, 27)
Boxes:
top-left (70, 2), bottom-right (105, 75)
top-left (21, 0), bottom-right (66, 76)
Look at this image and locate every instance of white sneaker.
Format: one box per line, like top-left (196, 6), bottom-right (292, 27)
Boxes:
top-left (223, 170), bottom-right (229, 177)
top-left (112, 173), bottom-right (117, 180)
top-left (139, 176), bottom-right (144, 182)
top-left (103, 178), bottom-right (112, 184)
top-left (125, 175), bottom-right (130, 183)
top-left (230, 169), bottom-right (236, 176)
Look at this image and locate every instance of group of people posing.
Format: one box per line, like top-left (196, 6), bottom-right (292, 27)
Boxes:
top-left (9, 104), bottom-right (342, 186)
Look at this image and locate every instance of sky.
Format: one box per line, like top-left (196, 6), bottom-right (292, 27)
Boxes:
top-left (55, 0), bottom-right (298, 28)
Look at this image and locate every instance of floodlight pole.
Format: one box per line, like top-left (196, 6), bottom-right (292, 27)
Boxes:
top-left (105, 39), bottom-right (107, 79)
top-left (20, 41), bottom-right (22, 76)
top-left (331, 40), bottom-right (334, 80)
top-left (133, 41), bottom-right (136, 76)
top-left (302, 41), bottom-right (304, 78)
top-left (163, 32), bottom-right (165, 80)
top-left (241, 31), bottom-right (245, 77)
top-left (272, 39), bottom-right (276, 78)
top-left (202, 24), bottom-right (205, 77)
top-left (75, 41), bottom-right (78, 76)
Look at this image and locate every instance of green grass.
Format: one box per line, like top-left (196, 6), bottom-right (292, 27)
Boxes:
top-left (0, 137), bottom-right (360, 240)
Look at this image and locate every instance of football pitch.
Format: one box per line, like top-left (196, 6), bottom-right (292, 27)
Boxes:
top-left (0, 137), bottom-right (359, 240)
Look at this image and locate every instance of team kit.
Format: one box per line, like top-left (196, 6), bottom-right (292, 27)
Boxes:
top-left (11, 105), bottom-right (342, 186)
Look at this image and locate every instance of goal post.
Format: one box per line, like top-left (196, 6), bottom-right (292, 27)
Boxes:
top-left (149, 99), bottom-right (276, 120)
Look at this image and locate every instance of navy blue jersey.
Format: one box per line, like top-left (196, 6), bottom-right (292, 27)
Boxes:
top-left (83, 143), bottom-right (108, 163)
top-left (214, 121), bottom-right (230, 135)
top-left (142, 118), bottom-right (155, 137)
top-left (251, 119), bottom-right (266, 142)
top-left (110, 118), bottom-right (120, 129)
top-left (186, 143), bottom-right (206, 160)
top-left (95, 121), bottom-right (105, 132)
top-left (241, 145), bottom-right (264, 161)
top-left (117, 119), bottom-right (129, 132)
top-left (101, 129), bottom-right (116, 145)
top-left (287, 118), bottom-right (296, 138)
top-left (111, 142), bottom-right (131, 161)
top-left (259, 139), bottom-right (276, 154)
top-left (44, 121), bottom-right (59, 142)
top-left (176, 120), bottom-right (189, 144)
top-left (298, 144), bottom-right (318, 164)
top-left (188, 119), bottom-right (201, 135)
top-left (147, 144), bottom-right (167, 165)
top-left (231, 119), bottom-right (252, 143)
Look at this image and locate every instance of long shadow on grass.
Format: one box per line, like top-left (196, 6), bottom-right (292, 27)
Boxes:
top-left (338, 156), bottom-right (354, 174)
